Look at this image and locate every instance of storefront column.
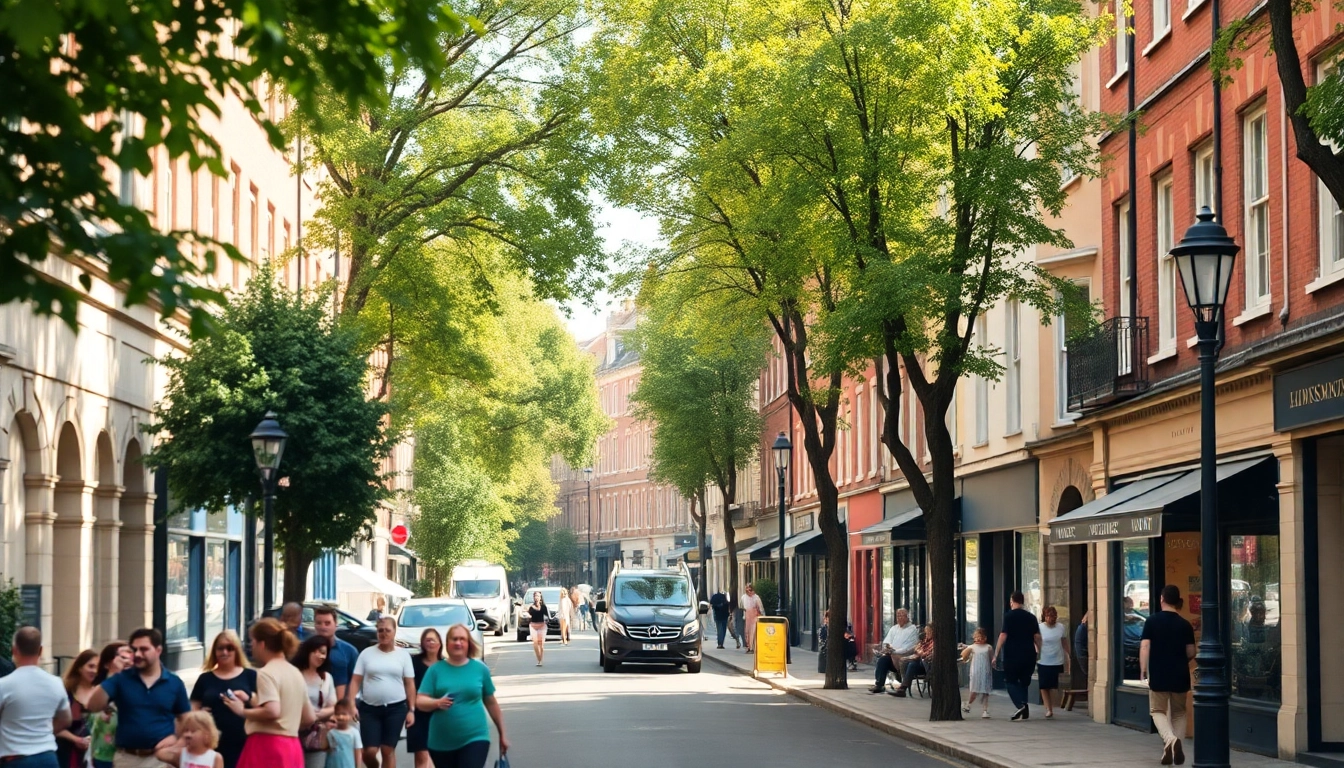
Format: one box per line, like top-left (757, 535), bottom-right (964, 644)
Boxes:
top-left (93, 484), bottom-right (123, 646)
top-left (23, 473), bottom-right (56, 657)
top-left (1091, 540), bottom-right (1114, 723)
top-left (1275, 441), bottom-right (1307, 757)
top-left (53, 479), bottom-right (95, 657)
top-left (119, 490), bottom-right (155, 633)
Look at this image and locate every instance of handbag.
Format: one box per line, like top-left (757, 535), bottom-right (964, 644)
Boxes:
top-left (495, 754), bottom-right (510, 768)
top-left (301, 690), bottom-right (330, 752)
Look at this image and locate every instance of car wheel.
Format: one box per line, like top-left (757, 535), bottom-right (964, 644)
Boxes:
top-left (686, 660), bottom-right (702, 674)
top-left (603, 656), bottom-right (620, 673)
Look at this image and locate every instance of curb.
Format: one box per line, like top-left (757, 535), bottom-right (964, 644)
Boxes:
top-left (703, 653), bottom-right (1033, 768)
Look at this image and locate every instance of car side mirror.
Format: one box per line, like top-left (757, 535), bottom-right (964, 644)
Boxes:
top-left (595, 599), bottom-right (607, 613)
top-left (698, 601), bottom-right (710, 615)
top-left (476, 620), bottom-right (489, 631)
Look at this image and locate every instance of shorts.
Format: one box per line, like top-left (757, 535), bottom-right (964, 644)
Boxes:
top-left (357, 699), bottom-right (409, 748)
top-left (529, 622), bottom-right (546, 640)
top-left (1038, 663), bottom-right (1064, 690)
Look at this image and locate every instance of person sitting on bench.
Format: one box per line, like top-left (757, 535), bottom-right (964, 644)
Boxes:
top-left (868, 609), bottom-right (920, 694)
top-left (891, 623), bottom-right (936, 697)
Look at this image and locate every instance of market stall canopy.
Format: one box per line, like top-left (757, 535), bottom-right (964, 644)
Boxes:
top-left (337, 563), bottom-right (413, 599)
top-left (1048, 455), bottom-right (1272, 544)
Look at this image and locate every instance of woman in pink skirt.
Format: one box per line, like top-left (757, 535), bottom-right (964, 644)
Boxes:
top-left (223, 618), bottom-right (314, 768)
top-left (740, 584), bottom-right (765, 652)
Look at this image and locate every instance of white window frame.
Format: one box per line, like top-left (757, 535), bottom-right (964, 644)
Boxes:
top-left (1115, 0), bottom-right (1128, 74)
top-left (1318, 59), bottom-right (1344, 283)
top-left (1194, 145), bottom-right (1216, 214)
top-left (1056, 280), bottom-right (1092, 423)
top-left (974, 314), bottom-right (989, 445)
top-left (1005, 299), bottom-right (1022, 436)
top-left (1061, 61), bottom-right (1083, 185)
top-left (1243, 107), bottom-right (1271, 309)
top-left (1152, 0), bottom-right (1171, 43)
top-left (1117, 202), bottom-right (1133, 375)
top-left (1156, 175), bottom-right (1177, 351)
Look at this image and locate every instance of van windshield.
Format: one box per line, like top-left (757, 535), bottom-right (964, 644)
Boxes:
top-left (614, 576), bottom-right (691, 607)
top-left (453, 580), bottom-right (500, 599)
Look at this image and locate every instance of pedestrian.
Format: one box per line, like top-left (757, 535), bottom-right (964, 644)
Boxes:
top-left (1074, 610), bottom-right (1090, 681)
top-left (569, 587), bottom-right (585, 631)
top-left (558, 588), bottom-right (573, 645)
top-left (867, 609), bottom-right (919, 695)
top-left (281, 603), bottom-right (311, 642)
top-left (323, 702), bottom-right (361, 768)
top-left (415, 624), bottom-right (509, 768)
top-left (526, 591), bottom-right (549, 667)
top-left (890, 623), bottom-right (935, 698)
top-left (291, 635), bottom-right (336, 768)
top-left (0, 626), bottom-right (73, 768)
top-left (87, 627), bottom-right (191, 768)
top-left (739, 584), bottom-right (764, 653)
top-left (87, 643), bottom-right (133, 768)
top-left (729, 592), bottom-right (743, 650)
top-left (224, 618), bottom-right (311, 768)
top-left (348, 617), bottom-right (415, 768)
top-left (406, 629), bottom-right (444, 768)
top-left (56, 648), bottom-right (98, 768)
top-left (1140, 585), bottom-right (1196, 766)
top-left (189, 631), bottom-right (257, 768)
top-left (709, 590), bottom-right (730, 649)
top-left (154, 711), bottom-right (222, 768)
top-left (960, 627), bottom-right (993, 718)
top-left (1037, 606), bottom-right (1070, 719)
top-left (312, 606), bottom-right (359, 700)
top-left (818, 610), bottom-right (858, 673)
top-left (992, 591), bottom-right (1043, 721)
top-left (365, 599), bottom-right (388, 623)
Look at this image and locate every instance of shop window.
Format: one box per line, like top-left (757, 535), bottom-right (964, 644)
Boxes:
top-left (1018, 532), bottom-right (1042, 619)
top-left (165, 534), bottom-right (191, 643)
top-left (963, 538), bottom-right (979, 633)
top-left (1230, 535), bottom-right (1281, 703)
top-left (205, 540), bottom-right (227, 650)
top-left (1120, 539), bottom-right (1150, 686)
top-left (881, 547), bottom-right (894, 631)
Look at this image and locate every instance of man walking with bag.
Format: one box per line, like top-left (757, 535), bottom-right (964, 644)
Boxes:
top-left (709, 590), bottom-right (731, 649)
top-left (1141, 585), bottom-right (1196, 765)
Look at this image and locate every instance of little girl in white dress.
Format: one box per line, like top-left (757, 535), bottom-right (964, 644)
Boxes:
top-left (960, 627), bottom-right (994, 718)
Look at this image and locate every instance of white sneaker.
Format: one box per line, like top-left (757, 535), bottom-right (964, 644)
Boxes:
top-left (962, 703), bottom-right (971, 713)
top-left (981, 711), bottom-right (991, 718)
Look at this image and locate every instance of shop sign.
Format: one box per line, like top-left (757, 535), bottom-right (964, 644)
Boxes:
top-left (1274, 353), bottom-right (1344, 431)
top-left (1050, 511), bottom-right (1163, 543)
top-left (19, 585), bottom-right (40, 628)
top-left (793, 513), bottom-right (813, 534)
top-left (861, 530), bottom-right (891, 547)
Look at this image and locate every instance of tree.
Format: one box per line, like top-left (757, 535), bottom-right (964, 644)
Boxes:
top-left (549, 528), bottom-right (581, 580)
top-left (628, 273), bottom-right (769, 610)
top-left (506, 518), bottom-right (552, 584)
top-left (145, 264), bottom-right (393, 602)
top-left (1, 0), bottom-right (469, 334)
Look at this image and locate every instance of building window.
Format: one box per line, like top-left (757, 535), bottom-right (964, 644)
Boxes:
top-left (1320, 180), bottom-right (1344, 278)
top-left (1120, 538), bottom-right (1151, 687)
top-left (1115, 0), bottom-right (1128, 75)
top-left (1056, 280), bottom-right (1091, 422)
top-left (205, 540), bottom-right (227, 650)
top-left (1153, 0), bottom-right (1170, 41)
top-left (1244, 108), bottom-right (1271, 308)
top-left (1230, 534), bottom-right (1281, 704)
top-left (165, 534), bottom-right (191, 643)
top-left (1005, 299), bottom-right (1021, 435)
top-left (248, 185), bottom-right (259, 261)
top-left (1194, 145), bottom-right (1215, 214)
top-left (1018, 532), bottom-right (1042, 619)
top-left (1117, 201), bottom-right (1133, 375)
top-left (1156, 175), bottom-right (1176, 350)
top-left (1061, 60), bottom-right (1083, 185)
top-left (975, 315), bottom-right (989, 444)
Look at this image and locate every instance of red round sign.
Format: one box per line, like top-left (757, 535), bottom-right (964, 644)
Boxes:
top-left (390, 523), bottom-right (409, 547)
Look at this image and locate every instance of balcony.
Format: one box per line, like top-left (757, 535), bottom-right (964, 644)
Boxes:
top-left (1067, 316), bottom-right (1151, 412)
top-left (729, 501), bottom-right (761, 527)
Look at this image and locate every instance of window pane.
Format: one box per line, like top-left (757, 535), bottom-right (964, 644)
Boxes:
top-left (1020, 533), bottom-right (1042, 619)
top-left (1121, 539), bottom-right (1150, 686)
top-left (1231, 535), bottom-right (1280, 703)
top-left (964, 538), bottom-right (980, 630)
top-left (205, 540), bottom-right (226, 649)
top-left (165, 534), bottom-right (191, 643)
top-left (881, 546), bottom-right (894, 631)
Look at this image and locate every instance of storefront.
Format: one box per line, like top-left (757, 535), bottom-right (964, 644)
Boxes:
top-left (958, 461), bottom-right (1040, 646)
top-left (852, 489), bottom-right (932, 654)
top-left (1033, 442), bottom-right (1096, 695)
top-left (782, 512), bottom-right (842, 649)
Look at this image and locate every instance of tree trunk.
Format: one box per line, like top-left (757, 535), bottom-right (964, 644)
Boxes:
top-left (1267, 0), bottom-right (1344, 210)
top-left (694, 489), bottom-right (709, 603)
top-left (921, 426), bottom-right (963, 721)
top-left (719, 482), bottom-right (740, 619)
top-left (818, 473), bottom-right (850, 690)
top-left (282, 544), bottom-right (316, 605)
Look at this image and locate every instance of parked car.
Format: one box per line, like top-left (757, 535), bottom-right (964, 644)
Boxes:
top-left (246, 601), bottom-right (382, 658)
top-left (394, 597), bottom-right (487, 659)
top-left (515, 586), bottom-right (565, 642)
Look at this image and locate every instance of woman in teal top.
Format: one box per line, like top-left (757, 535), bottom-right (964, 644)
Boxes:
top-left (415, 624), bottom-right (509, 768)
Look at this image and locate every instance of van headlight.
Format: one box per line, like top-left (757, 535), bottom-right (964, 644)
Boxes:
top-left (606, 619), bottom-right (627, 636)
top-left (682, 620), bottom-right (699, 637)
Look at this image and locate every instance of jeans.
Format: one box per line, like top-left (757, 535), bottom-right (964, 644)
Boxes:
top-left (1149, 690), bottom-right (1188, 747)
top-left (1004, 659), bottom-right (1035, 710)
top-left (714, 614), bottom-right (730, 646)
top-left (874, 654), bottom-right (899, 688)
top-left (5, 754), bottom-right (57, 768)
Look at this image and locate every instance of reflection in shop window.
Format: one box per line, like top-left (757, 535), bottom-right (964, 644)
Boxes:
top-left (1019, 532), bottom-right (1042, 619)
top-left (1121, 539), bottom-right (1150, 686)
top-left (1230, 535), bottom-right (1280, 703)
top-left (964, 538), bottom-right (979, 632)
top-left (205, 541), bottom-right (226, 650)
top-left (881, 547), bottom-right (894, 632)
top-left (166, 534), bottom-right (191, 642)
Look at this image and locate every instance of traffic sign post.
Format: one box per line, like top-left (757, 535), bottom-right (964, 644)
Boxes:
top-left (390, 523), bottom-right (409, 547)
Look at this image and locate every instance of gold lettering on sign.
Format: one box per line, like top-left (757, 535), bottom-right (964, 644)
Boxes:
top-left (1170, 425), bottom-right (1195, 439)
top-left (1288, 376), bottom-right (1344, 408)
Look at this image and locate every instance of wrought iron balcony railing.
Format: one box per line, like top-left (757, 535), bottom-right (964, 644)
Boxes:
top-left (1066, 316), bottom-right (1151, 412)
top-left (729, 501), bottom-right (761, 527)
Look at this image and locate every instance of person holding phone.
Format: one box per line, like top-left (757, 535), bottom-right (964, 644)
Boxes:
top-left (415, 625), bottom-right (508, 768)
top-left (189, 631), bottom-right (257, 768)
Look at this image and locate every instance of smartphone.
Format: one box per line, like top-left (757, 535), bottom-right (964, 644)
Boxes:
top-left (223, 690), bottom-right (236, 700)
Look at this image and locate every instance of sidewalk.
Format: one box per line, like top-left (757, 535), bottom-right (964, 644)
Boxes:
top-left (702, 643), bottom-right (1298, 768)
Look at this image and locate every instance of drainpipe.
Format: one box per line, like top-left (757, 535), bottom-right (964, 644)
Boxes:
top-left (1280, 85), bottom-right (1291, 326)
top-left (1127, 8), bottom-right (1138, 319)
top-left (1212, 0), bottom-right (1228, 353)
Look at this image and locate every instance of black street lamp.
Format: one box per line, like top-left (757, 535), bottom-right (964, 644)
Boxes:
top-left (772, 432), bottom-right (791, 654)
top-left (250, 411), bottom-right (288, 614)
top-left (1169, 206), bottom-right (1239, 768)
top-left (584, 467), bottom-right (594, 583)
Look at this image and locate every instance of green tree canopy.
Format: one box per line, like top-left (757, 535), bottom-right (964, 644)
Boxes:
top-left (145, 264), bottom-right (393, 602)
top-left (1, 0), bottom-right (469, 334)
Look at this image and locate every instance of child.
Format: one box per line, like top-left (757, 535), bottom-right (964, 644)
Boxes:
top-left (154, 711), bottom-right (223, 768)
top-left (325, 699), bottom-right (363, 768)
top-left (960, 626), bottom-right (994, 718)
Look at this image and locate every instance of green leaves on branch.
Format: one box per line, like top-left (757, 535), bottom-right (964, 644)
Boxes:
top-left (1, 0), bottom-right (471, 334)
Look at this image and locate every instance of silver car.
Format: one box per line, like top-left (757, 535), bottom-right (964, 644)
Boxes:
top-left (394, 598), bottom-right (486, 659)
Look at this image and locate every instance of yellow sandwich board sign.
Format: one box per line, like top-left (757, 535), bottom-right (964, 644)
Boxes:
top-left (753, 617), bottom-right (789, 677)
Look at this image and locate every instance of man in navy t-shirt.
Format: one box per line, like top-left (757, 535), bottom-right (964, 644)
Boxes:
top-left (86, 627), bottom-right (191, 765)
top-left (1141, 585), bottom-right (1196, 766)
top-left (992, 591), bottom-right (1041, 721)
top-left (314, 604), bottom-right (360, 699)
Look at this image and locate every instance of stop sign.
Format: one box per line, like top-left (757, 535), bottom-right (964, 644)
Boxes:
top-left (390, 523), bottom-right (409, 547)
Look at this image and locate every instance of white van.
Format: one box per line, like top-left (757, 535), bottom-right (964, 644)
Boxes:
top-left (449, 561), bottom-right (513, 636)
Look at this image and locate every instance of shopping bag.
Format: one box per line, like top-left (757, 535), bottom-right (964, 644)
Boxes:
top-left (495, 754), bottom-right (510, 768)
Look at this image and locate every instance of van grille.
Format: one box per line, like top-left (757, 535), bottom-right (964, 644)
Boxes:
top-left (626, 624), bottom-right (680, 641)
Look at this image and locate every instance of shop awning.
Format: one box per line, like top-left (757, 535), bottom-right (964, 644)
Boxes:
top-left (740, 537), bottom-right (780, 561)
top-left (1049, 456), bottom-right (1272, 544)
top-left (783, 529), bottom-right (823, 554)
top-left (664, 545), bottom-right (695, 564)
top-left (855, 506), bottom-right (925, 547)
top-left (336, 563), bottom-right (413, 599)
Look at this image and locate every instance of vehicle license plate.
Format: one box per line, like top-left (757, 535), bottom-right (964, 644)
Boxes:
top-left (642, 643), bottom-right (668, 651)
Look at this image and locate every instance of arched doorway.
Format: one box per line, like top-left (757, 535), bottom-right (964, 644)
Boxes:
top-left (1057, 484), bottom-right (1089, 700)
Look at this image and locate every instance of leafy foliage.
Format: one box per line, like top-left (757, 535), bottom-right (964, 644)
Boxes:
top-left (752, 579), bottom-right (778, 618)
top-left (1, 0), bottom-right (469, 334)
top-left (0, 579), bottom-right (21, 660)
top-left (144, 264), bottom-right (393, 601)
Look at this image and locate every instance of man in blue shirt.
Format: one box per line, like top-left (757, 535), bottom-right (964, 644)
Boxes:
top-left (86, 627), bottom-right (190, 767)
top-left (281, 602), bottom-right (311, 640)
top-left (314, 604), bottom-right (359, 700)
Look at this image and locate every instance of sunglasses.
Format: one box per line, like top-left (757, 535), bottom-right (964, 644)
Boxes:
top-left (216, 646), bottom-right (236, 654)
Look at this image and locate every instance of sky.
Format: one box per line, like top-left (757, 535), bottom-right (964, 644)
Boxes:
top-left (558, 202), bottom-right (661, 342)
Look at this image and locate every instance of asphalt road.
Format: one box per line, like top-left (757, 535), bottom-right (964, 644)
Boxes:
top-left (389, 627), bottom-right (969, 768)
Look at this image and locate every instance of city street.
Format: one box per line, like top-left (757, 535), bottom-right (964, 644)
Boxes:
top-left (392, 628), bottom-right (970, 768)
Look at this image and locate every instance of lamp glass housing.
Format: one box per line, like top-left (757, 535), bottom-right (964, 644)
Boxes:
top-left (772, 432), bottom-right (791, 471)
top-left (1169, 206), bottom-right (1240, 329)
top-left (249, 411), bottom-right (288, 482)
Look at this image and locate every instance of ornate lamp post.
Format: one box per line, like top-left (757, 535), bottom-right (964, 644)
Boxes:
top-left (584, 467), bottom-right (594, 581)
top-left (772, 432), bottom-right (791, 653)
top-left (250, 411), bottom-right (288, 614)
top-left (1169, 206), bottom-right (1239, 768)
